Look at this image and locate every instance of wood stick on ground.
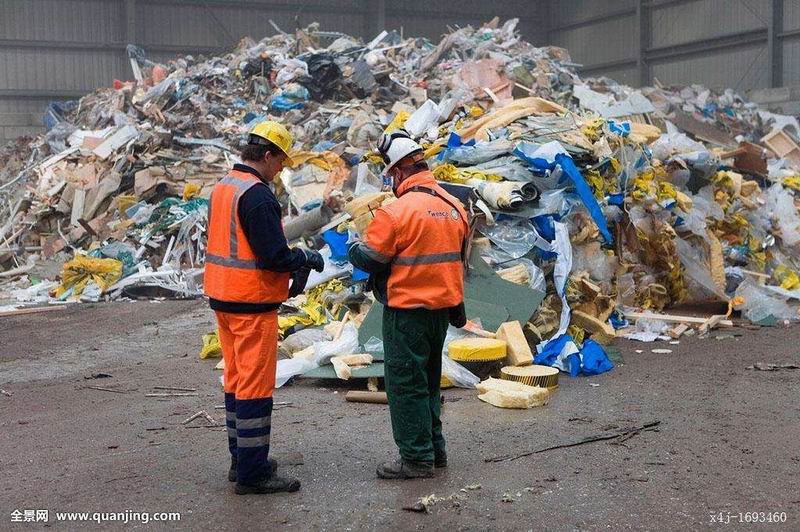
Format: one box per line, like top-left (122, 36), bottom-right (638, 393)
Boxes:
top-left (484, 421), bottom-right (661, 463)
top-left (345, 391), bottom-right (388, 404)
top-left (145, 392), bottom-right (198, 397)
top-left (83, 385), bottom-right (126, 394)
top-left (0, 305), bottom-right (67, 317)
top-left (153, 385), bottom-right (197, 392)
top-left (181, 411), bottom-right (207, 425)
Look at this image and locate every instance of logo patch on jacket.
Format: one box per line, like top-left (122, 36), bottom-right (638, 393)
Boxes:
top-left (450, 209), bottom-right (460, 220)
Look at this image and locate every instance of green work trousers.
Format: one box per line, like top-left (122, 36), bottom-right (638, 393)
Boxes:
top-left (382, 306), bottom-right (450, 466)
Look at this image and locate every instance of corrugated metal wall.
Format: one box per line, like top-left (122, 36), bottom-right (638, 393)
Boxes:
top-left (549, 0), bottom-right (800, 95)
top-left (0, 0), bottom-right (543, 146)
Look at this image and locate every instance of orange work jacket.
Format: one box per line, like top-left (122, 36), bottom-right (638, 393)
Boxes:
top-left (363, 170), bottom-right (468, 309)
top-left (203, 169), bottom-right (290, 304)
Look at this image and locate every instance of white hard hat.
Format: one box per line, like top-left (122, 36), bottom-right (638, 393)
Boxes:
top-left (377, 129), bottom-right (423, 171)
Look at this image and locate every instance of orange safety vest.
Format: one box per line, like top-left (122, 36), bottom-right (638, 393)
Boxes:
top-left (203, 169), bottom-right (290, 304)
top-left (364, 170), bottom-right (468, 309)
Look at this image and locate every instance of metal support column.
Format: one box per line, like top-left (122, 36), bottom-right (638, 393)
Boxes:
top-left (637, 0), bottom-right (651, 87)
top-left (375, 0), bottom-right (386, 36)
top-left (768, 0), bottom-right (784, 88)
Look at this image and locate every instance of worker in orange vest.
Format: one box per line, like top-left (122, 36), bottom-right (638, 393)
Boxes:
top-left (348, 129), bottom-right (468, 479)
top-left (204, 121), bottom-right (324, 494)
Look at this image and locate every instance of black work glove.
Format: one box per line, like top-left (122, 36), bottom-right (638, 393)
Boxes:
top-left (302, 248), bottom-right (325, 272)
top-left (288, 267), bottom-right (312, 298)
top-left (448, 302), bottom-right (467, 328)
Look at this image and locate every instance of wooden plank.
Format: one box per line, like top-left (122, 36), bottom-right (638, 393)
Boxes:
top-left (699, 314), bottom-right (726, 336)
top-left (623, 311), bottom-right (732, 327)
top-left (0, 305), bottom-right (66, 318)
top-left (672, 110), bottom-right (735, 148)
top-left (669, 323), bottom-right (690, 339)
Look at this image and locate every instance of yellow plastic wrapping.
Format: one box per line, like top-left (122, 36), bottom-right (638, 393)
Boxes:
top-left (182, 183), bottom-right (201, 201)
top-left (55, 255), bottom-right (123, 298)
top-left (277, 279), bottom-right (344, 335)
top-left (385, 110), bottom-right (410, 133)
top-left (199, 331), bottom-right (223, 359)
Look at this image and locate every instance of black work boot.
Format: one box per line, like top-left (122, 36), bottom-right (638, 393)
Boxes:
top-left (434, 451), bottom-right (447, 469)
top-left (228, 457), bottom-right (277, 482)
top-left (235, 474), bottom-right (301, 495)
top-left (376, 459), bottom-right (434, 480)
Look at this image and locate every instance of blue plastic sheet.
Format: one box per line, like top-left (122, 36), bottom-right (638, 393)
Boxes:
top-left (607, 119), bottom-right (630, 137)
top-left (270, 96), bottom-right (305, 111)
top-left (323, 229), bottom-right (368, 281)
top-left (534, 334), bottom-right (614, 377)
top-left (554, 153), bottom-right (613, 244)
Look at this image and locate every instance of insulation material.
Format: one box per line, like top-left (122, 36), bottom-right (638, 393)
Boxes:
top-left (476, 377), bottom-right (550, 409)
top-left (447, 338), bottom-right (507, 362)
top-left (495, 321), bottom-right (533, 366)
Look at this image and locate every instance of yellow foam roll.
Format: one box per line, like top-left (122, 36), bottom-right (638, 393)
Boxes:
top-left (447, 338), bottom-right (507, 362)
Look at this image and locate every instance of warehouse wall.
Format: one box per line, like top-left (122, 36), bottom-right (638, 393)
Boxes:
top-left (0, 0), bottom-right (543, 146)
top-left (549, 0), bottom-right (800, 97)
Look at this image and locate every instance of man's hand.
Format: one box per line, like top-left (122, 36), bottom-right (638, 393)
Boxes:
top-left (288, 267), bottom-right (312, 298)
top-left (302, 248), bottom-right (325, 272)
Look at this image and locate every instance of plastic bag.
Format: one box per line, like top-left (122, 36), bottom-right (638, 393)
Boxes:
top-left (281, 328), bottom-right (330, 354)
top-left (765, 183), bottom-right (800, 246)
top-left (275, 358), bottom-right (317, 388)
top-left (481, 219), bottom-right (539, 259)
top-left (442, 355), bottom-right (480, 389)
top-left (404, 99), bottom-right (441, 139)
top-left (354, 163), bottom-right (383, 196)
top-left (314, 322), bottom-right (359, 365)
top-left (199, 331), bottom-right (222, 359)
top-left (674, 236), bottom-right (727, 301)
top-left (735, 279), bottom-right (797, 323)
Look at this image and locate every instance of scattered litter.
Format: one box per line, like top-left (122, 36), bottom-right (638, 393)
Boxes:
top-left (651, 349), bottom-right (673, 354)
top-left (746, 363), bottom-right (799, 371)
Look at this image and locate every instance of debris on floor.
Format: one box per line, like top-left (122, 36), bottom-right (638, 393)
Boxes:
top-left (3, 17), bottom-right (800, 393)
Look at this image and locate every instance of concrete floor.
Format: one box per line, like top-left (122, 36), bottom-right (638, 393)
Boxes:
top-left (1, 299), bottom-right (798, 530)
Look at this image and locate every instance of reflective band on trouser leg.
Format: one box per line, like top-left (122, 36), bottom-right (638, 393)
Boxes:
top-left (235, 397), bottom-right (273, 484)
top-left (225, 393), bottom-right (237, 458)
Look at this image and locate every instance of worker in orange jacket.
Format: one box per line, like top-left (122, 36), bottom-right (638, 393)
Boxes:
top-left (348, 130), bottom-right (468, 479)
top-left (204, 121), bottom-right (324, 494)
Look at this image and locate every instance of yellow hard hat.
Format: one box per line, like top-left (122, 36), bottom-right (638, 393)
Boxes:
top-left (249, 121), bottom-right (294, 164)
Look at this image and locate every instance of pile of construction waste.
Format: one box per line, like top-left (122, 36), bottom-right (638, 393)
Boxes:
top-left (3, 18), bottom-right (800, 386)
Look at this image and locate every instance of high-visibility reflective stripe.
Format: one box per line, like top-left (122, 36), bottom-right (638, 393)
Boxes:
top-left (227, 426), bottom-right (237, 438)
top-left (225, 411), bottom-right (235, 421)
top-left (237, 435), bottom-right (271, 448)
top-left (393, 251), bottom-right (462, 266)
top-left (236, 416), bottom-right (271, 430)
top-left (358, 242), bottom-right (392, 264)
top-left (216, 176), bottom-right (258, 260)
top-left (206, 254), bottom-right (259, 269)
top-left (230, 191), bottom-right (241, 256)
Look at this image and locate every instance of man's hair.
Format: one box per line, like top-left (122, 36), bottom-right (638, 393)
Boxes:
top-left (241, 140), bottom-right (283, 162)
